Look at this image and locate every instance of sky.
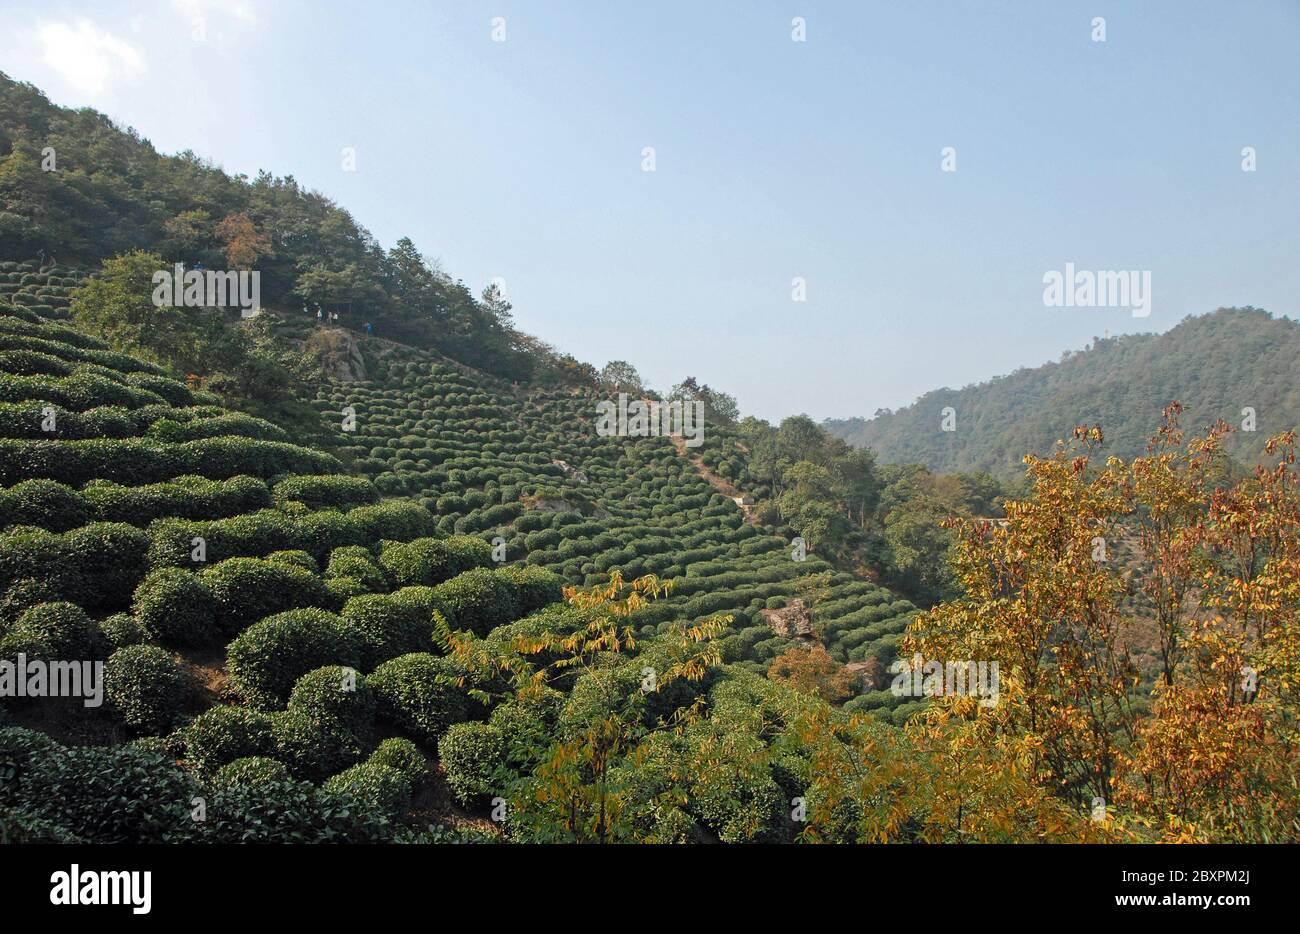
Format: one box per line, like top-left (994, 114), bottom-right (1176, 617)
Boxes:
top-left (1, 0), bottom-right (1297, 423)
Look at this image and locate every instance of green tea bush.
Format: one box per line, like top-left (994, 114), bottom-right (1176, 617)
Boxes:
top-left (132, 567), bottom-right (217, 646)
top-left (0, 601), bottom-right (105, 659)
top-left (340, 592), bottom-right (440, 669)
top-left (201, 557), bottom-right (331, 636)
top-left (0, 479), bottom-right (89, 531)
top-left (104, 644), bottom-right (186, 733)
top-left (438, 721), bottom-right (506, 806)
top-left (369, 652), bottom-right (468, 744)
top-left (368, 736), bottom-right (426, 785)
top-left (270, 708), bottom-right (366, 782)
top-left (182, 706), bottom-right (277, 776)
top-left (432, 567), bottom-right (521, 637)
top-left (226, 608), bottom-right (362, 707)
top-left (378, 535), bottom-right (492, 587)
top-left (211, 755), bottom-right (290, 790)
top-left (287, 665), bottom-right (376, 740)
top-left (322, 761), bottom-right (412, 819)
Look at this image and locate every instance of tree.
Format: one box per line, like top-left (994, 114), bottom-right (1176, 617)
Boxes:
top-left (769, 645), bottom-right (855, 703)
top-left (162, 209), bottom-right (211, 257)
top-left (70, 251), bottom-right (191, 363)
top-left (215, 212), bottom-right (272, 269)
top-left (480, 282), bottom-right (514, 329)
top-left (597, 360), bottom-right (644, 395)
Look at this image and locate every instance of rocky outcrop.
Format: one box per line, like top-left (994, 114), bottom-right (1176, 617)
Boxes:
top-left (307, 328), bottom-right (367, 382)
top-left (759, 599), bottom-right (815, 640)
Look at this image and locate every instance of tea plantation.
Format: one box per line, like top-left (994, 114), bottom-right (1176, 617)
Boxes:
top-left (0, 260), bottom-right (920, 843)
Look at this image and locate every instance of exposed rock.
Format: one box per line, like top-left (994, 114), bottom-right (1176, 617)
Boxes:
top-left (760, 599), bottom-right (815, 640)
top-left (307, 328), bottom-right (367, 382)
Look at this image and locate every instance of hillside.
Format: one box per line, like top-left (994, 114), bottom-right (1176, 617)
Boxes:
top-left (825, 308), bottom-right (1300, 477)
top-left (1, 73), bottom-right (1294, 847)
top-left (0, 259), bottom-right (921, 844)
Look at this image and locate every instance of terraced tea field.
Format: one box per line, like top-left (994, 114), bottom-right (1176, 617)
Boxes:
top-left (306, 339), bottom-right (921, 719)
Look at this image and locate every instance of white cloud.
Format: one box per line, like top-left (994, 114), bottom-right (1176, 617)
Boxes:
top-left (38, 19), bottom-right (146, 94)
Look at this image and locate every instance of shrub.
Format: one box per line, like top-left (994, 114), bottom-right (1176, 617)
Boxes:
top-left (191, 777), bottom-right (390, 842)
top-left (181, 706), bottom-right (277, 776)
top-left (272, 474), bottom-right (378, 510)
top-left (132, 567), bottom-right (217, 646)
top-left (325, 545), bottom-right (388, 592)
top-left (266, 549), bottom-right (319, 573)
top-left (0, 479), bottom-right (88, 531)
top-left (378, 535), bottom-right (492, 587)
top-left (202, 557), bottom-right (330, 636)
top-left (340, 592), bottom-right (441, 669)
top-left (432, 567), bottom-right (521, 637)
top-left (211, 756), bottom-right (290, 790)
top-left (62, 522), bottom-right (151, 610)
top-left (369, 737), bottom-right (426, 785)
top-left (369, 653), bottom-right (467, 744)
top-left (100, 613), bottom-right (146, 649)
top-left (322, 761), bottom-right (412, 819)
top-left (287, 665), bottom-right (376, 740)
top-left (104, 645), bottom-right (186, 734)
top-left (271, 708), bottom-right (366, 782)
top-left (0, 731), bottom-right (196, 843)
top-left (226, 609), bottom-right (361, 707)
top-left (0, 601), bottom-right (105, 659)
top-left (438, 722), bottom-right (506, 806)
top-left (497, 565), bottom-right (563, 615)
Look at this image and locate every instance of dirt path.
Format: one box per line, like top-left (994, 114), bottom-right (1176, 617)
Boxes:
top-left (669, 435), bottom-right (758, 522)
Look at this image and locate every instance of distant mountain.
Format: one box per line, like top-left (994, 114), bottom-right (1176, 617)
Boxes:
top-left (824, 308), bottom-right (1300, 477)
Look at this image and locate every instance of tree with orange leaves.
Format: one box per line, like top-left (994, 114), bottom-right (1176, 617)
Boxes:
top-left (214, 211), bottom-right (272, 269)
top-left (768, 644), bottom-right (858, 704)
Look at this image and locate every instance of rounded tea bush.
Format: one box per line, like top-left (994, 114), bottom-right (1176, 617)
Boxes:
top-left (368, 653), bottom-right (468, 744)
top-left (271, 708), bottom-right (366, 783)
top-left (340, 592), bottom-right (439, 669)
top-left (322, 761), bottom-right (412, 819)
top-left (226, 609), bottom-right (362, 708)
top-left (201, 557), bottom-right (331, 637)
top-left (182, 706), bottom-right (277, 776)
top-left (212, 756), bottom-right (290, 790)
top-left (100, 613), bottom-right (147, 649)
top-left (368, 737), bottom-right (426, 785)
top-left (378, 535), bottom-right (492, 587)
top-left (287, 665), bottom-right (376, 740)
top-left (132, 567), bottom-right (217, 647)
top-left (104, 645), bottom-right (186, 734)
top-left (438, 721), bottom-right (505, 806)
top-left (0, 601), bottom-right (105, 659)
top-left (432, 567), bottom-right (521, 637)
top-left (0, 479), bottom-right (88, 532)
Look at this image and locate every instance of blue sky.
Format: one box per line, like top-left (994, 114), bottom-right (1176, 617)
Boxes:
top-left (2, 1), bottom-right (1297, 422)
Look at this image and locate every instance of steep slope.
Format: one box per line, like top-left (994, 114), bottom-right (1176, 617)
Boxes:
top-left (306, 335), bottom-right (919, 707)
top-left (825, 308), bottom-right (1300, 477)
top-left (0, 265), bottom-right (922, 844)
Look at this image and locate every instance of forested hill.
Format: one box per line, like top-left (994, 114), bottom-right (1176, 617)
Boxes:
top-left (0, 73), bottom-right (589, 384)
top-left (824, 308), bottom-right (1300, 477)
